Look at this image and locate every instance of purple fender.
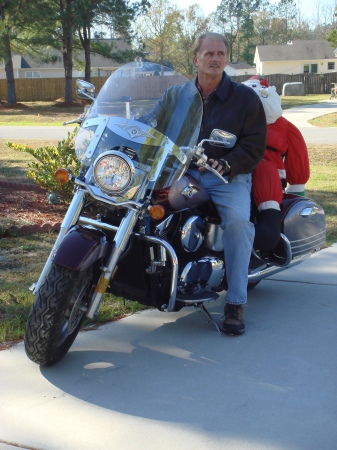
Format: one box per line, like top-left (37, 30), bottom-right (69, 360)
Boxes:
top-left (53, 225), bottom-right (109, 271)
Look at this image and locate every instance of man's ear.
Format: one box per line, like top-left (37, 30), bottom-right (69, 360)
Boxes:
top-left (193, 56), bottom-right (198, 67)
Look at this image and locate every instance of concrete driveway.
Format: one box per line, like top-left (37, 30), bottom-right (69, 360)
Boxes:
top-left (1, 244), bottom-right (337, 450)
top-left (282, 100), bottom-right (337, 143)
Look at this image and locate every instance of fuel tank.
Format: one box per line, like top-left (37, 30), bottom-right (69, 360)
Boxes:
top-left (152, 173), bottom-right (210, 212)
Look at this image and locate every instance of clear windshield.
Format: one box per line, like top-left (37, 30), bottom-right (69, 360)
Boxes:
top-left (75, 62), bottom-right (202, 191)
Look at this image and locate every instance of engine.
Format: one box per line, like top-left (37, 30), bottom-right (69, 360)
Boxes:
top-left (172, 215), bottom-right (225, 294)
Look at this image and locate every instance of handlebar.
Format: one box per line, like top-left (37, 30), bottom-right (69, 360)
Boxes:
top-left (192, 145), bottom-right (228, 184)
top-left (63, 115), bottom-right (85, 126)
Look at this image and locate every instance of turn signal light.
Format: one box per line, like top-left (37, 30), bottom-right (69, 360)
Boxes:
top-left (54, 168), bottom-right (69, 184)
top-left (149, 205), bottom-right (165, 220)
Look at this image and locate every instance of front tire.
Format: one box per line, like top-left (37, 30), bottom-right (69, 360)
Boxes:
top-left (24, 263), bottom-right (94, 366)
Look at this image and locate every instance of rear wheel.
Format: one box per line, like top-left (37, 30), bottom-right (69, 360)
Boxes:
top-left (24, 263), bottom-right (94, 366)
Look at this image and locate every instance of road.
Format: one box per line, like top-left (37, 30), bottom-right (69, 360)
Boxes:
top-left (0, 101), bottom-right (337, 143)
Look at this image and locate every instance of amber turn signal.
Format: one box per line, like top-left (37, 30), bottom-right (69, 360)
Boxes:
top-left (149, 205), bottom-right (165, 220)
top-left (54, 168), bottom-right (69, 184)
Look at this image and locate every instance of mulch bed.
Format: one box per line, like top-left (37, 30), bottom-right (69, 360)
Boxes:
top-left (0, 180), bottom-right (68, 237)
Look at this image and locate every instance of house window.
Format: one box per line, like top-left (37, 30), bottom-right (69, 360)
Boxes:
top-left (328, 62), bottom-right (335, 70)
top-left (303, 64), bottom-right (318, 74)
top-left (25, 71), bottom-right (41, 78)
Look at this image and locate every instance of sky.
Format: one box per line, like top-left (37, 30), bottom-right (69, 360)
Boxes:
top-left (172, 0), bottom-right (320, 19)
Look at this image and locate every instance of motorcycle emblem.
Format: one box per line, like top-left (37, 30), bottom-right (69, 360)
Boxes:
top-left (117, 123), bottom-right (155, 140)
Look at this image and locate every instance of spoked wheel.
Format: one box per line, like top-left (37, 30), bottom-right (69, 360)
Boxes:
top-left (24, 263), bottom-right (95, 366)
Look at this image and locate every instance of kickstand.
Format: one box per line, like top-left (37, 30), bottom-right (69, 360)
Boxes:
top-left (194, 304), bottom-right (224, 334)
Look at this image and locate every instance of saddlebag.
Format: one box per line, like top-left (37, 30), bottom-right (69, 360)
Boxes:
top-left (281, 194), bottom-right (326, 258)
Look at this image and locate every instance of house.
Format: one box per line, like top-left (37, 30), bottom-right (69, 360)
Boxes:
top-left (0, 39), bottom-right (131, 79)
top-left (225, 62), bottom-right (256, 76)
top-left (254, 40), bottom-right (337, 76)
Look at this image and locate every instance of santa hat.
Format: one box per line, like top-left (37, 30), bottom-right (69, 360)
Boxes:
top-left (247, 75), bottom-right (269, 88)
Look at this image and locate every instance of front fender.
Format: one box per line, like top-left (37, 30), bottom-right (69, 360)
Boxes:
top-left (53, 225), bottom-right (109, 271)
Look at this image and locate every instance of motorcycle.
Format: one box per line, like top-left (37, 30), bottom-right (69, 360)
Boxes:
top-left (24, 62), bottom-right (326, 366)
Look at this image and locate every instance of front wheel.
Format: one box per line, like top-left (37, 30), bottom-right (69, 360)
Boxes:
top-left (24, 263), bottom-right (95, 366)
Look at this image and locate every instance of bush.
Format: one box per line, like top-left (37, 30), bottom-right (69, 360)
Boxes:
top-left (7, 129), bottom-right (81, 203)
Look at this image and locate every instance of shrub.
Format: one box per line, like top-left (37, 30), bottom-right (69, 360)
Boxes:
top-left (7, 129), bottom-right (81, 203)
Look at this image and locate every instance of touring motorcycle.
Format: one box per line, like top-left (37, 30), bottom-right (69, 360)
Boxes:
top-left (24, 62), bottom-right (326, 366)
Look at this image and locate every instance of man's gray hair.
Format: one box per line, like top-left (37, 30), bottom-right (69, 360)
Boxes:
top-left (192, 32), bottom-right (230, 59)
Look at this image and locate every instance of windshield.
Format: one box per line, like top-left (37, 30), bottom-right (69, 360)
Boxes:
top-left (75, 62), bottom-right (202, 192)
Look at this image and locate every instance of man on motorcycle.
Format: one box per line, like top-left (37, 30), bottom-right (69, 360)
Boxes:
top-left (189, 32), bottom-right (267, 334)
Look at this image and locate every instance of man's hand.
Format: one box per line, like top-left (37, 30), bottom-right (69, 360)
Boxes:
top-left (208, 158), bottom-right (229, 176)
top-left (199, 159), bottom-right (224, 173)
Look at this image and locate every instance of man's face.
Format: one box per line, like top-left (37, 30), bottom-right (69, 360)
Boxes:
top-left (194, 37), bottom-right (227, 79)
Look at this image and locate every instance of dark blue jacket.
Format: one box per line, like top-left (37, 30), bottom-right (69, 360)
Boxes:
top-left (195, 73), bottom-right (267, 181)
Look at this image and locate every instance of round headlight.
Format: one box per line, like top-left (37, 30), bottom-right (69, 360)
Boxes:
top-left (93, 154), bottom-right (134, 195)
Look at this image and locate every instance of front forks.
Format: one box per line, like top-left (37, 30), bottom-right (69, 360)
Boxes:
top-left (32, 189), bottom-right (86, 295)
top-left (86, 209), bottom-right (140, 319)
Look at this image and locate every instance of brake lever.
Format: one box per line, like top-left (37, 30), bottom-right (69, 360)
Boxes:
top-left (193, 146), bottom-right (228, 184)
top-left (204, 163), bottom-right (228, 183)
top-left (194, 158), bottom-right (228, 184)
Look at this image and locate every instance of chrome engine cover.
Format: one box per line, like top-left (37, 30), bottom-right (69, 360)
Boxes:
top-left (203, 221), bottom-right (224, 252)
top-left (178, 257), bottom-right (224, 294)
top-left (180, 216), bottom-right (205, 252)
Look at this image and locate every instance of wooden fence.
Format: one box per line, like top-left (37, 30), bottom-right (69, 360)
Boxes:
top-left (1, 72), bottom-right (337, 102)
top-left (231, 72), bottom-right (337, 95)
top-left (0, 77), bottom-right (108, 102)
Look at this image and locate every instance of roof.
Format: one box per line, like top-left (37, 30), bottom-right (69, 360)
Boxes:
top-left (256, 40), bottom-right (336, 62)
top-left (18, 39), bottom-right (132, 70)
top-left (226, 62), bottom-right (254, 69)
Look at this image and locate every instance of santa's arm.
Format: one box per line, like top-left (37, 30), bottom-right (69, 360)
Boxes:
top-left (284, 119), bottom-right (310, 195)
top-left (252, 159), bottom-right (283, 211)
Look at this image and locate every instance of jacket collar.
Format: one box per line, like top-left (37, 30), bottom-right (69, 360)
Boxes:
top-left (194, 72), bottom-right (232, 102)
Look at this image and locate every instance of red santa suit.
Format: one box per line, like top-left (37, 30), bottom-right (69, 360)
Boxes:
top-left (243, 76), bottom-right (310, 212)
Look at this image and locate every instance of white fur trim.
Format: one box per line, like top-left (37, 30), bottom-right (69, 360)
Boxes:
top-left (258, 201), bottom-right (281, 212)
top-left (286, 184), bottom-right (305, 193)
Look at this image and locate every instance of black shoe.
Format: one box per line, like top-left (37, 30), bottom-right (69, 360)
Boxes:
top-left (222, 303), bottom-right (245, 335)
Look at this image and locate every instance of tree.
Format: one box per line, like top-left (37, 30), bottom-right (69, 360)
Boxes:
top-left (172, 4), bottom-right (210, 75)
top-left (76, 0), bottom-right (149, 82)
top-left (136, 0), bottom-right (182, 66)
top-left (214, 0), bottom-right (260, 62)
top-left (0, 2), bottom-right (17, 104)
top-left (327, 6), bottom-right (337, 48)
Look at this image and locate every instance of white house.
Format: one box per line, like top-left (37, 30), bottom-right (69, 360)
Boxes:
top-left (254, 40), bottom-right (337, 76)
top-left (0, 39), bottom-right (131, 79)
top-left (225, 62), bottom-right (256, 76)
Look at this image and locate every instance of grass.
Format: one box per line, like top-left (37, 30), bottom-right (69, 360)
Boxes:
top-left (0, 101), bottom-right (87, 126)
top-left (309, 113), bottom-right (337, 127)
top-left (0, 100), bottom-right (336, 347)
top-left (280, 94), bottom-right (329, 109)
top-left (0, 231), bottom-right (147, 347)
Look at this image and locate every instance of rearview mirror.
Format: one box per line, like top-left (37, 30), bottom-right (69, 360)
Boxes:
top-left (209, 129), bottom-right (237, 148)
top-left (76, 80), bottom-right (95, 100)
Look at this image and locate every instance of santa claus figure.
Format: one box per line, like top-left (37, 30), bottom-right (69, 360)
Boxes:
top-left (242, 75), bottom-right (310, 250)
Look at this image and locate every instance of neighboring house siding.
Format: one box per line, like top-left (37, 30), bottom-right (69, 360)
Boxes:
top-left (256, 60), bottom-right (336, 76)
top-left (225, 63), bottom-right (255, 76)
top-left (255, 40), bottom-right (337, 76)
top-left (0, 39), bottom-right (131, 79)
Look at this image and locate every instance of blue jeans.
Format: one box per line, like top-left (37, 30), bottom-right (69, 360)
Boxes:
top-left (188, 169), bottom-right (254, 305)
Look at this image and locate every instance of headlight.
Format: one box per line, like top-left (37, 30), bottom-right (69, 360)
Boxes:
top-left (93, 152), bottom-right (134, 195)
